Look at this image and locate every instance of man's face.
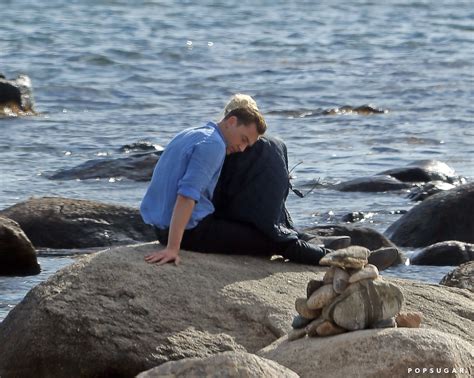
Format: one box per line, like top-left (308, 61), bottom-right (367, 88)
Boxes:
top-left (225, 119), bottom-right (259, 155)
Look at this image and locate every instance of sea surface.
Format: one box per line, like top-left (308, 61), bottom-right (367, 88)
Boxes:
top-left (1, 0), bottom-right (473, 321)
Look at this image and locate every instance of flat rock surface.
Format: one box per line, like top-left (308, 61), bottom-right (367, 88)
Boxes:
top-left (258, 328), bottom-right (473, 378)
top-left (0, 244), bottom-right (472, 377)
top-left (137, 351), bottom-right (299, 378)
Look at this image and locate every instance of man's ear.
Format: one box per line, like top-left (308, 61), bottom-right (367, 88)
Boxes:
top-left (228, 115), bottom-right (238, 127)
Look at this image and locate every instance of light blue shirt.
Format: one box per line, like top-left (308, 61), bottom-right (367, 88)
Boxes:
top-left (140, 122), bottom-right (226, 229)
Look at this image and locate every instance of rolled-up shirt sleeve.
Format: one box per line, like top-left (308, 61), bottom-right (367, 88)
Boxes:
top-left (177, 138), bottom-right (225, 202)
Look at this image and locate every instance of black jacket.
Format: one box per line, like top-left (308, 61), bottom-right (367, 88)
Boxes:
top-left (213, 136), bottom-right (299, 242)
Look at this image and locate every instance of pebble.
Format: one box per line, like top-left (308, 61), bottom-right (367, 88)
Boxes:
top-left (295, 297), bottom-right (322, 320)
top-left (333, 267), bottom-right (350, 294)
top-left (305, 317), bottom-right (325, 337)
top-left (348, 264), bottom-right (379, 283)
top-left (292, 315), bottom-right (312, 329)
top-left (316, 320), bottom-right (347, 336)
top-left (395, 312), bottom-right (423, 328)
top-left (306, 279), bottom-right (324, 299)
top-left (319, 246), bottom-right (370, 269)
top-left (307, 284), bottom-right (338, 310)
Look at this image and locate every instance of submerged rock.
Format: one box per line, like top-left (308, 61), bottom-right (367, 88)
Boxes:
top-left (118, 141), bottom-right (164, 154)
top-left (0, 74), bottom-right (35, 116)
top-left (411, 241), bottom-right (474, 266)
top-left (0, 197), bottom-right (156, 249)
top-left (385, 183), bottom-right (474, 247)
top-left (334, 175), bottom-right (411, 192)
top-left (0, 216), bottom-right (40, 276)
top-left (48, 151), bottom-right (162, 182)
top-left (322, 104), bottom-right (388, 115)
top-left (379, 160), bottom-right (464, 185)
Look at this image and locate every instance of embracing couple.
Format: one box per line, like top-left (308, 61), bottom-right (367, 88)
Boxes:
top-left (140, 94), bottom-right (328, 266)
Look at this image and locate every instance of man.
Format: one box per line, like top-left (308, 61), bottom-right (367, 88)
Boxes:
top-left (141, 96), bottom-right (266, 265)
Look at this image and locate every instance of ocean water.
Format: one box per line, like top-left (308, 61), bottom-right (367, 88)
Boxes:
top-left (1, 0), bottom-right (473, 321)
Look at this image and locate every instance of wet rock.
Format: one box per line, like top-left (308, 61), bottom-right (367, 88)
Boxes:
top-left (118, 141), bottom-right (164, 154)
top-left (306, 224), bottom-right (397, 252)
top-left (48, 151), bottom-right (162, 182)
top-left (348, 264), bottom-right (379, 283)
top-left (386, 183), bottom-right (474, 247)
top-left (439, 262), bottom-right (473, 292)
top-left (258, 328), bottom-right (474, 378)
top-left (367, 247), bottom-right (401, 271)
top-left (407, 181), bottom-right (456, 201)
top-left (379, 160), bottom-right (464, 185)
top-left (0, 74), bottom-right (35, 116)
top-left (0, 216), bottom-right (40, 276)
top-left (323, 279), bottom-right (403, 330)
top-left (295, 298), bottom-right (321, 320)
top-left (136, 351), bottom-right (299, 378)
top-left (411, 241), bottom-right (474, 266)
top-left (334, 175), bottom-right (411, 192)
top-left (306, 279), bottom-right (324, 298)
top-left (395, 312), bottom-right (423, 328)
top-left (0, 197), bottom-right (156, 249)
top-left (341, 211), bottom-right (373, 223)
top-left (307, 284), bottom-right (337, 310)
top-left (333, 267), bottom-right (349, 294)
top-left (322, 104), bottom-right (388, 115)
top-left (319, 246), bottom-right (370, 269)
top-left (316, 320), bottom-right (346, 336)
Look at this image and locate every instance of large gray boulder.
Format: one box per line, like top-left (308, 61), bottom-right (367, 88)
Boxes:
top-left (411, 241), bottom-right (474, 266)
top-left (0, 197), bottom-right (156, 249)
top-left (258, 328), bottom-right (473, 378)
top-left (137, 351), bottom-right (299, 378)
top-left (385, 183), bottom-right (474, 247)
top-left (440, 261), bottom-right (473, 292)
top-left (0, 216), bottom-right (40, 276)
top-left (0, 243), bottom-right (472, 377)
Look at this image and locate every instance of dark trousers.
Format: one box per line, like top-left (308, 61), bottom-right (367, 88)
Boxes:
top-left (155, 214), bottom-right (326, 265)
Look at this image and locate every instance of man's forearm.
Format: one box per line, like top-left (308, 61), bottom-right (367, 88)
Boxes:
top-left (167, 194), bottom-right (196, 251)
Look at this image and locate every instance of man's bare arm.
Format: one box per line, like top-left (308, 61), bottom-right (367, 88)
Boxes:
top-left (144, 194), bottom-right (195, 265)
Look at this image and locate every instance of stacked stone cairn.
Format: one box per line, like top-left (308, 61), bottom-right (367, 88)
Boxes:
top-left (289, 246), bottom-right (423, 341)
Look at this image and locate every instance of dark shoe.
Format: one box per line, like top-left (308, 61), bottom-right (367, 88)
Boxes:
top-left (319, 236), bottom-right (351, 250)
top-left (282, 240), bottom-right (327, 265)
top-left (368, 247), bottom-right (399, 271)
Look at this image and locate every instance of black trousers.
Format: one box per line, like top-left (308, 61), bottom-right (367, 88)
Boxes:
top-left (155, 214), bottom-right (326, 265)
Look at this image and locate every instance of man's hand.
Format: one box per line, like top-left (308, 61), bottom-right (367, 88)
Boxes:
top-left (145, 248), bottom-right (181, 266)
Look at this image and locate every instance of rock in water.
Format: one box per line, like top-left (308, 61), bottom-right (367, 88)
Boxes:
top-left (323, 279), bottom-right (404, 330)
top-left (319, 246), bottom-right (370, 269)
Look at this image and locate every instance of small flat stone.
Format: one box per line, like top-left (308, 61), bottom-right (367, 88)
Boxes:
top-left (396, 312), bottom-right (423, 328)
top-left (371, 317), bottom-right (397, 329)
top-left (307, 284), bottom-right (338, 310)
top-left (295, 298), bottom-right (321, 320)
top-left (291, 315), bottom-right (312, 329)
top-left (323, 267), bottom-right (336, 284)
top-left (333, 267), bottom-right (350, 294)
top-left (349, 264), bottom-right (379, 283)
top-left (306, 279), bottom-right (324, 299)
top-left (305, 317), bottom-right (325, 337)
top-left (316, 320), bottom-right (347, 336)
top-left (319, 246), bottom-right (370, 269)
top-left (287, 327), bottom-right (307, 342)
